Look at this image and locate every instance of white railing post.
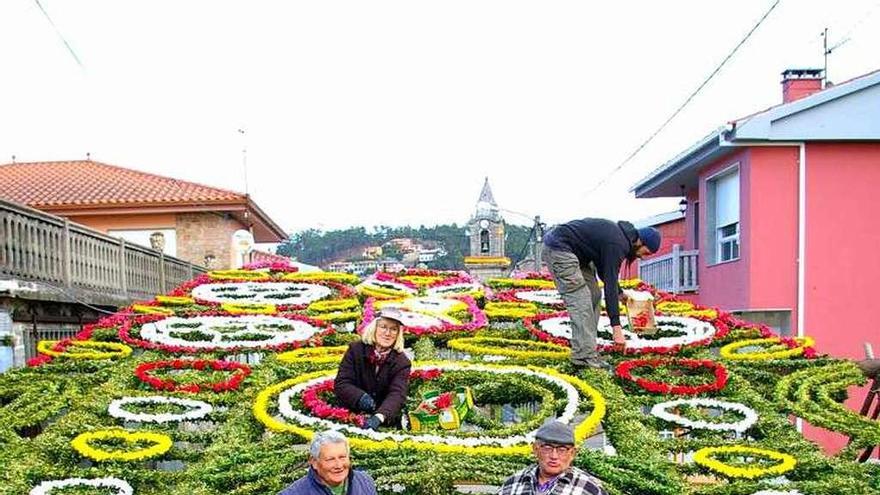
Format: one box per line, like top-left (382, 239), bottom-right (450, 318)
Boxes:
top-left (671, 244), bottom-right (681, 294)
top-left (62, 219), bottom-right (72, 288)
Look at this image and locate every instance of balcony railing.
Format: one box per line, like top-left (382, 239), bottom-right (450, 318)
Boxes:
top-left (0, 198), bottom-right (206, 303)
top-left (638, 244), bottom-right (698, 294)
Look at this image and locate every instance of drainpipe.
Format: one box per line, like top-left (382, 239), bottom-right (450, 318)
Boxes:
top-left (797, 143), bottom-right (806, 338)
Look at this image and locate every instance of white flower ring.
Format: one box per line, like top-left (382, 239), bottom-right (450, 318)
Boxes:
top-left (108, 396), bottom-right (213, 423)
top-left (514, 289), bottom-right (563, 306)
top-left (650, 398), bottom-right (758, 433)
top-left (139, 315), bottom-right (323, 350)
top-left (30, 477), bottom-right (133, 495)
top-left (259, 362), bottom-right (604, 455)
top-left (538, 315), bottom-right (716, 350)
top-left (377, 296), bottom-right (467, 315)
top-left (191, 282), bottom-right (332, 306)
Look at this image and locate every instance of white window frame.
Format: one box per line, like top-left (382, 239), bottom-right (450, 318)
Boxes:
top-left (706, 164), bottom-right (740, 265)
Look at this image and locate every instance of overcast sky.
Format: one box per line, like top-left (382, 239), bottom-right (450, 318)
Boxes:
top-left (1, 1), bottom-right (878, 233)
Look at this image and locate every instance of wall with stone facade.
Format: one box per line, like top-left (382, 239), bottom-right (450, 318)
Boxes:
top-left (175, 212), bottom-right (247, 269)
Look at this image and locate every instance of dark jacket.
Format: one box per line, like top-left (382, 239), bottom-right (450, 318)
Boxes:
top-left (543, 218), bottom-right (638, 327)
top-left (334, 341), bottom-right (411, 426)
top-left (278, 467), bottom-right (377, 495)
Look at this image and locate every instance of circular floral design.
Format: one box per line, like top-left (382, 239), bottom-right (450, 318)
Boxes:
top-left (192, 281), bottom-right (333, 306)
top-left (692, 445), bottom-right (797, 479)
top-left (650, 398), bottom-right (758, 433)
top-left (615, 359), bottom-right (729, 395)
top-left (30, 477), bottom-right (134, 495)
top-left (126, 314), bottom-right (329, 351)
top-left (527, 313), bottom-right (716, 354)
top-left (356, 276), bottom-right (419, 299)
top-left (135, 359), bottom-right (251, 393)
top-left (71, 429), bottom-right (173, 462)
top-left (720, 337), bottom-right (816, 361)
top-left (425, 282), bottom-right (485, 298)
top-left (254, 363), bottom-right (605, 455)
top-left (108, 395), bottom-right (213, 423)
top-left (359, 297), bottom-right (487, 337)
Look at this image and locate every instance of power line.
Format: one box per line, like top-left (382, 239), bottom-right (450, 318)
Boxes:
top-left (585, 0), bottom-right (781, 196)
top-left (33, 0), bottom-right (84, 69)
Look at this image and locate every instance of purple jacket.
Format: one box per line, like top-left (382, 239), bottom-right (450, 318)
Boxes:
top-left (334, 341), bottom-right (411, 425)
top-left (278, 467), bottom-right (377, 495)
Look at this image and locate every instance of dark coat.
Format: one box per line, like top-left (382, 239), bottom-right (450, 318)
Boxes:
top-left (278, 467), bottom-right (377, 495)
top-left (543, 218), bottom-right (639, 326)
top-left (334, 341), bottom-right (411, 425)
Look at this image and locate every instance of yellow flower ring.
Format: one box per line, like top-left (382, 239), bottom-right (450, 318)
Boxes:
top-left (155, 295), bottom-right (195, 306)
top-left (693, 446), bottom-right (797, 479)
top-left (253, 362), bottom-right (605, 456)
top-left (655, 301), bottom-right (695, 314)
top-left (719, 337), bottom-right (816, 361)
top-left (131, 304), bottom-right (175, 316)
top-left (281, 271), bottom-right (361, 285)
top-left (483, 302), bottom-right (538, 320)
top-left (207, 269), bottom-right (271, 281)
top-left (276, 346), bottom-right (347, 365)
top-left (447, 337), bottom-right (569, 361)
top-left (220, 302), bottom-right (278, 315)
top-left (37, 340), bottom-right (132, 360)
top-left (70, 429), bottom-right (173, 462)
top-left (308, 298), bottom-right (360, 313)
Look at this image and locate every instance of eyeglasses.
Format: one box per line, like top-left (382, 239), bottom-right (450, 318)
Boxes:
top-left (537, 443), bottom-right (574, 455)
top-left (376, 325), bottom-right (400, 334)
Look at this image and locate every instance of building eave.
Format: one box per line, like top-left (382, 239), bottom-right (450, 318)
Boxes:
top-left (631, 129), bottom-right (731, 198)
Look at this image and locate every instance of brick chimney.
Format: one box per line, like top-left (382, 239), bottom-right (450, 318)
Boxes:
top-left (781, 68), bottom-right (824, 103)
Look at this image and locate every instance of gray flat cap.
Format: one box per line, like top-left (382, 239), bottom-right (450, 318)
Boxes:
top-left (377, 307), bottom-right (405, 325)
top-left (534, 419), bottom-right (575, 445)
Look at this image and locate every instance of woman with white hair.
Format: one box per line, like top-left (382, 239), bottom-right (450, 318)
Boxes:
top-left (334, 308), bottom-right (412, 430)
top-left (277, 430), bottom-right (377, 494)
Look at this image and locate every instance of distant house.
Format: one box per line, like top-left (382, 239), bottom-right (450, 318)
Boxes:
top-left (0, 160), bottom-right (287, 269)
top-left (632, 68), bottom-right (880, 454)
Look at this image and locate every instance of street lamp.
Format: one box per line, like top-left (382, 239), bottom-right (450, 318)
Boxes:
top-left (678, 185), bottom-right (687, 214)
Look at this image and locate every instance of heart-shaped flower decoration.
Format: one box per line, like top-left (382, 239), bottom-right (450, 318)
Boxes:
top-left (134, 359), bottom-right (251, 393)
top-left (615, 358), bottom-right (729, 395)
top-left (71, 429), bottom-right (172, 462)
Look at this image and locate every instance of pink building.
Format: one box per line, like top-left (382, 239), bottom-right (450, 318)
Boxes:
top-left (632, 68), bottom-right (880, 454)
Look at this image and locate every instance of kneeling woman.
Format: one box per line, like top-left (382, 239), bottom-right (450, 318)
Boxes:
top-left (335, 308), bottom-right (411, 430)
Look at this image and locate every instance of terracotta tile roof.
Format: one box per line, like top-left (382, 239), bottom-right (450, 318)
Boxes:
top-left (0, 160), bottom-right (245, 207)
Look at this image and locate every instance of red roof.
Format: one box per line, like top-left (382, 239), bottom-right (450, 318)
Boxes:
top-left (0, 159), bottom-right (287, 242)
top-left (0, 160), bottom-right (244, 207)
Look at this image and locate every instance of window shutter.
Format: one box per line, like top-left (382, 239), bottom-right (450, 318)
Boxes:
top-left (714, 171), bottom-right (739, 227)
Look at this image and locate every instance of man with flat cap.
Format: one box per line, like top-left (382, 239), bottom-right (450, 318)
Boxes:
top-left (542, 218), bottom-right (661, 371)
top-left (498, 420), bottom-right (609, 495)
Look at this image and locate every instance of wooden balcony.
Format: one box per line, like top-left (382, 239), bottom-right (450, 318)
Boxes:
top-left (0, 198), bottom-right (206, 306)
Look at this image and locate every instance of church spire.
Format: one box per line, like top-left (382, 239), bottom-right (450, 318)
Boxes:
top-left (477, 177), bottom-right (497, 207)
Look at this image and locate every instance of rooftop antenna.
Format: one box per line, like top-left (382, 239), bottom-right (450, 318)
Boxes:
top-left (86, 152), bottom-right (91, 161)
top-left (821, 27), bottom-right (850, 88)
top-left (237, 127), bottom-right (249, 196)
top-left (11, 155), bottom-right (15, 164)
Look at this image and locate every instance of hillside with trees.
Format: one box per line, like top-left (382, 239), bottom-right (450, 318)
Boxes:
top-left (277, 223), bottom-right (534, 269)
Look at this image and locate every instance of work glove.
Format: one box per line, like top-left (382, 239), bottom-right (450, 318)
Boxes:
top-left (357, 393), bottom-right (376, 413)
top-left (365, 415), bottom-right (382, 430)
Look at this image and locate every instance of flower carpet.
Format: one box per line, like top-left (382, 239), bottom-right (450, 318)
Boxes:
top-left (1, 264), bottom-right (878, 495)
